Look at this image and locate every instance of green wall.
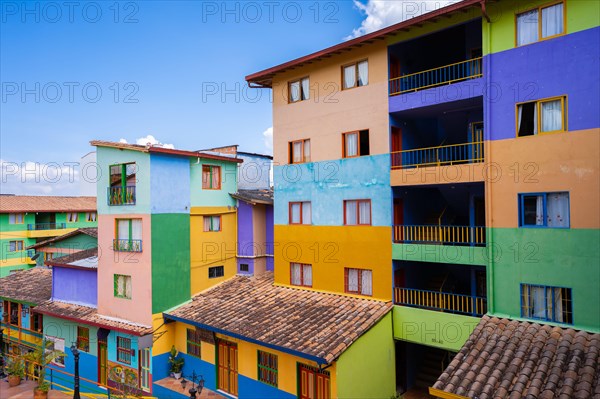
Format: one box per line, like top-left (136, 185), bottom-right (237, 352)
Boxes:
top-left (488, 227), bottom-right (600, 332)
top-left (336, 312), bottom-right (396, 399)
top-left (151, 213), bottom-right (191, 313)
top-left (35, 233), bottom-right (98, 266)
top-left (392, 306), bottom-right (480, 351)
top-left (189, 158), bottom-right (238, 207)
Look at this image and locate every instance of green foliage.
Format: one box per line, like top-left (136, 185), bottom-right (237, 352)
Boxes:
top-left (23, 339), bottom-right (66, 388)
top-left (6, 357), bottom-right (25, 378)
top-left (168, 345), bottom-right (185, 373)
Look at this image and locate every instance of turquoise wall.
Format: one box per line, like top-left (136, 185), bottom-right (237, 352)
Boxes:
top-left (108, 332), bottom-right (139, 369)
top-left (190, 158), bottom-right (238, 207)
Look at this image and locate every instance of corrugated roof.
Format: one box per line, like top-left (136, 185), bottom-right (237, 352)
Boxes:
top-left (46, 247), bottom-right (98, 269)
top-left (432, 315), bottom-right (600, 399)
top-left (230, 189), bottom-right (274, 205)
top-left (0, 267), bottom-right (52, 304)
top-left (26, 227), bottom-right (98, 250)
top-left (165, 272), bottom-right (391, 364)
top-left (0, 195), bottom-right (96, 213)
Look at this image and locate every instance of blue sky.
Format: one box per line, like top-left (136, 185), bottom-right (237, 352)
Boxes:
top-left (0, 0), bottom-right (453, 194)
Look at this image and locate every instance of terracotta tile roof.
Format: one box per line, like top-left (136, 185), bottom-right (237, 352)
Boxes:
top-left (230, 189), bottom-right (274, 205)
top-left (0, 267), bottom-right (52, 304)
top-left (35, 300), bottom-right (153, 336)
top-left (0, 195), bottom-right (96, 213)
top-left (26, 228), bottom-right (98, 250)
top-left (165, 272), bottom-right (392, 364)
top-left (46, 247), bottom-right (98, 269)
top-left (432, 315), bottom-right (600, 399)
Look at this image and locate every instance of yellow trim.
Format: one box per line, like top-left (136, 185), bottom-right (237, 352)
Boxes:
top-left (390, 141), bottom-right (484, 169)
top-left (516, 95), bottom-right (568, 137)
top-left (190, 206), bottom-right (236, 216)
top-left (514, 0), bottom-right (567, 48)
top-left (429, 387), bottom-right (470, 399)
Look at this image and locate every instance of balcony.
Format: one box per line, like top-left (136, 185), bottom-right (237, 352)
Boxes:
top-left (27, 222), bottom-right (67, 231)
top-left (113, 239), bottom-right (142, 252)
top-left (391, 141), bottom-right (484, 170)
top-left (108, 186), bottom-right (136, 206)
top-left (1, 321), bottom-right (43, 349)
top-left (394, 287), bottom-right (487, 317)
top-left (389, 57), bottom-right (482, 96)
top-left (394, 225), bottom-right (486, 247)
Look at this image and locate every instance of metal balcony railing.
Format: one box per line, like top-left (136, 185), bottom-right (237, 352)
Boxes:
top-left (389, 57), bottom-right (483, 96)
top-left (393, 225), bottom-right (486, 246)
top-left (27, 223), bottom-right (67, 231)
top-left (394, 287), bottom-right (487, 317)
top-left (391, 141), bottom-right (484, 169)
top-left (113, 239), bottom-right (142, 252)
top-left (108, 185), bottom-right (136, 205)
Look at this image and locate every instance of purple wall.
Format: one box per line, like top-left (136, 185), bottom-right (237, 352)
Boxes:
top-left (237, 201), bottom-right (254, 274)
top-left (266, 205), bottom-right (274, 271)
top-left (52, 267), bottom-right (98, 307)
top-left (487, 27), bottom-right (600, 141)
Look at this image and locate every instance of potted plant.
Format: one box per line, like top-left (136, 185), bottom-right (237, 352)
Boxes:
top-left (168, 345), bottom-right (185, 379)
top-left (6, 356), bottom-right (25, 387)
top-left (24, 339), bottom-right (65, 399)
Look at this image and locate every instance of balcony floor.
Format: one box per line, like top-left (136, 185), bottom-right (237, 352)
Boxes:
top-left (0, 378), bottom-right (70, 398)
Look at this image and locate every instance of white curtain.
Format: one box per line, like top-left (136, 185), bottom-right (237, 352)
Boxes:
top-left (345, 201), bottom-right (357, 225)
top-left (131, 219), bottom-right (142, 240)
top-left (535, 195), bottom-right (544, 226)
top-left (303, 265), bottom-right (312, 286)
top-left (204, 216), bottom-right (211, 231)
top-left (542, 3), bottom-right (563, 38)
top-left (531, 286), bottom-right (546, 319)
top-left (118, 220), bottom-right (129, 240)
top-left (344, 65), bottom-right (356, 89)
top-left (291, 263), bottom-right (301, 285)
top-left (358, 61), bottom-right (369, 86)
top-left (125, 276), bottom-right (132, 298)
top-left (302, 202), bottom-right (311, 224)
top-left (547, 193), bottom-right (569, 228)
top-left (301, 78), bottom-right (310, 100)
top-left (117, 275), bottom-right (125, 296)
top-left (361, 270), bottom-right (372, 295)
top-left (517, 9), bottom-right (539, 46)
top-left (359, 201), bottom-right (371, 225)
top-left (553, 288), bottom-right (564, 322)
top-left (348, 269), bottom-right (359, 292)
top-left (290, 203), bottom-right (301, 224)
top-left (541, 100), bottom-right (562, 132)
top-left (303, 140), bottom-right (311, 162)
top-left (345, 133), bottom-right (358, 157)
top-left (290, 81), bottom-right (300, 102)
top-left (212, 216), bottom-right (221, 231)
top-left (293, 142), bottom-right (302, 163)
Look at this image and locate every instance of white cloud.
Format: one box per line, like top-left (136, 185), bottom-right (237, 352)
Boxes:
top-left (134, 134), bottom-right (175, 149)
top-left (119, 138), bottom-right (128, 143)
top-left (262, 127), bottom-right (273, 154)
top-left (0, 159), bottom-right (80, 195)
top-left (347, 0), bottom-right (459, 39)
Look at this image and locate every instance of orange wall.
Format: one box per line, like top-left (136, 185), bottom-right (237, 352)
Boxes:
top-left (271, 42), bottom-right (390, 164)
top-left (487, 129), bottom-right (600, 228)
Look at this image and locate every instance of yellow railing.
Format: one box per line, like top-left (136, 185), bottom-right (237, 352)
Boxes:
top-left (393, 225), bottom-right (486, 246)
top-left (390, 141), bottom-right (484, 169)
top-left (394, 287), bottom-right (487, 316)
top-left (389, 57), bottom-right (483, 96)
top-left (1, 321), bottom-right (43, 348)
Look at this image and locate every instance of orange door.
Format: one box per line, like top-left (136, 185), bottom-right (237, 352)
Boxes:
top-left (217, 340), bottom-right (238, 396)
top-left (299, 364), bottom-right (330, 399)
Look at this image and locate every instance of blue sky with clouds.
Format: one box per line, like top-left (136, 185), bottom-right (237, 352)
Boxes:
top-left (0, 0), bottom-right (454, 194)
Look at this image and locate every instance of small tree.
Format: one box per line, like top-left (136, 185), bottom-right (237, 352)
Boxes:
top-left (24, 339), bottom-right (66, 394)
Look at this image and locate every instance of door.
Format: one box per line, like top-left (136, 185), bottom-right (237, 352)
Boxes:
top-left (391, 127), bottom-right (402, 168)
top-left (389, 56), bottom-right (401, 94)
top-left (299, 364), bottom-right (330, 399)
top-left (139, 348), bottom-right (151, 392)
top-left (393, 199), bottom-right (404, 242)
top-left (98, 340), bottom-right (108, 386)
top-left (217, 340), bottom-right (238, 396)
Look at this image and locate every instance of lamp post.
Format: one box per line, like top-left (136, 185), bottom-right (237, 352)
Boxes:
top-left (70, 344), bottom-right (81, 399)
top-left (180, 371), bottom-right (205, 399)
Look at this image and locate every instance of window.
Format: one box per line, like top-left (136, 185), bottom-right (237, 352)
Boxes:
top-left (208, 266), bottom-right (224, 279)
top-left (46, 336), bottom-right (65, 366)
top-left (67, 213), bottom-right (79, 223)
top-left (345, 268), bottom-right (373, 296)
top-left (289, 202), bottom-right (311, 225)
top-left (114, 219), bottom-right (142, 252)
top-left (44, 252), bottom-right (54, 262)
top-left (8, 240), bottom-right (24, 252)
top-left (31, 313), bottom-right (43, 333)
top-left (519, 192), bottom-right (569, 228)
top-left (202, 165), bottom-right (221, 189)
top-left (516, 1), bottom-right (564, 46)
top-left (288, 77), bottom-right (310, 103)
top-left (288, 139), bottom-right (311, 164)
top-left (344, 200), bottom-right (371, 226)
top-left (521, 284), bottom-right (572, 323)
top-left (86, 212), bottom-right (97, 222)
top-left (290, 263), bottom-right (312, 287)
top-left (114, 274), bottom-right (132, 299)
top-left (239, 264), bottom-right (249, 272)
top-left (5, 301), bottom-right (19, 326)
top-left (257, 350), bottom-right (278, 387)
top-left (109, 163), bottom-right (137, 205)
top-left (517, 97), bottom-right (566, 136)
top-left (8, 213), bottom-right (24, 224)
top-left (342, 60), bottom-right (368, 89)
top-left (203, 215), bottom-right (221, 232)
top-left (77, 326), bottom-right (90, 352)
top-left (342, 130), bottom-right (369, 158)
top-left (186, 328), bottom-right (202, 359)
top-left (117, 336), bottom-right (132, 364)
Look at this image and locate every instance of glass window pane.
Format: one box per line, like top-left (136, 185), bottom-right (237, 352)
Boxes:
top-left (517, 9), bottom-right (539, 46)
top-left (293, 142), bottom-right (302, 163)
top-left (345, 133), bottom-right (358, 157)
top-left (303, 140), bottom-right (311, 162)
top-left (290, 203), bottom-right (301, 224)
top-left (542, 3), bottom-right (564, 38)
top-left (358, 61), bottom-right (368, 86)
top-left (290, 81), bottom-right (300, 102)
top-left (302, 202), bottom-right (311, 224)
top-left (523, 195), bottom-right (544, 226)
top-left (345, 201), bottom-right (357, 225)
top-left (343, 65), bottom-right (356, 89)
top-left (301, 78), bottom-right (310, 100)
top-left (540, 100), bottom-right (562, 132)
top-left (546, 192), bottom-right (569, 228)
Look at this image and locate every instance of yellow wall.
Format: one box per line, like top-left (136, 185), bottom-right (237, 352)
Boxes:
top-left (190, 207), bottom-right (237, 295)
top-left (271, 41), bottom-right (390, 164)
top-left (274, 225), bottom-right (392, 301)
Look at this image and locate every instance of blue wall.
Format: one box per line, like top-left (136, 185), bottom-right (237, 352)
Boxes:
top-left (108, 332), bottom-right (138, 369)
top-left (274, 154), bottom-right (392, 226)
top-left (150, 153), bottom-right (191, 214)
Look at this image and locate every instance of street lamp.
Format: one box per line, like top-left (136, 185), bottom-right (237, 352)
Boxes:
top-left (70, 344), bottom-right (81, 399)
top-left (180, 371), bottom-right (205, 399)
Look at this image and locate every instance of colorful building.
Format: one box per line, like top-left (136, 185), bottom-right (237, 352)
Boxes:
top-left (26, 227), bottom-right (98, 267)
top-left (0, 195), bottom-right (97, 277)
top-left (246, 0), bottom-right (600, 396)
